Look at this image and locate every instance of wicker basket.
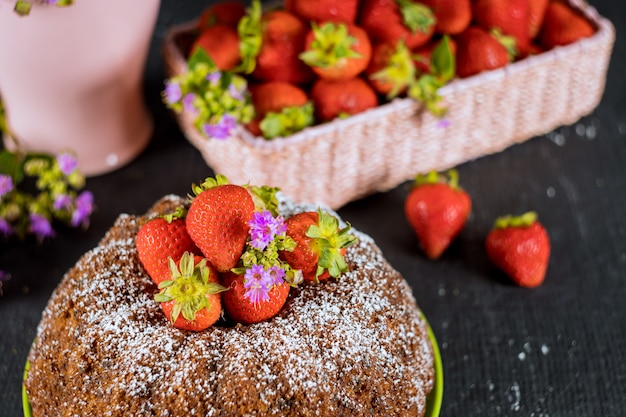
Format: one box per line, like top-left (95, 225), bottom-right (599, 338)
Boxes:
top-left (162, 0), bottom-right (615, 209)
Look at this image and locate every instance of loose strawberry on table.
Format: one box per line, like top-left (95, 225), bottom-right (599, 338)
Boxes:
top-left (300, 22), bottom-right (372, 82)
top-left (154, 252), bottom-right (227, 331)
top-left (404, 170), bottom-right (472, 260)
top-left (485, 212), bottom-right (551, 288)
top-left (136, 208), bottom-right (200, 285)
top-left (359, 0), bottom-right (436, 50)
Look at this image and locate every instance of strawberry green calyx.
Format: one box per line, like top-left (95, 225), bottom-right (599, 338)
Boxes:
top-left (413, 169), bottom-right (461, 189)
top-left (494, 212), bottom-right (538, 229)
top-left (395, 0), bottom-right (436, 34)
top-left (161, 206), bottom-right (187, 223)
top-left (236, 0), bottom-right (263, 74)
top-left (371, 41), bottom-right (416, 99)
top-left (299, 22), bottom-right (361, 69)
top-left (260, 103), bottom-right (315, 140)
top-left (491, 28), bottom-right (518, 62)
top-left (155, 252), bottom-right (227, 323)
top-left (306, 209), bottom-right (358, 279)
top-left (190, 174), bottom-right (230, 198)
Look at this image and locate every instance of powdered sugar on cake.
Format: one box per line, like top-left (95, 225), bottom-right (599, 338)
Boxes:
top-left (25, 194), bottom-right (434, 417)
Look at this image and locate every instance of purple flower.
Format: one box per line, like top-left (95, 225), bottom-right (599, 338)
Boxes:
top-left (164, 81), bottom-right (182, 104)
top-left (71, 191), bottom-right (94, 227)
top-left (202, 114), bottom-right (236, 140)
top-left (0, 218), bottom-right (12, 237)
top-left (243, 264), bottom-right (272, 304)
top-left (248, 211), bottom-right (287, 250)
top-left (0, 174), bottom-right (13, 199)
top-left (56, 152), bottom-right (78, 175)
top-left (436, 118), bottom-right (451, 129)
top-left (206, 71), bottom-right (222, 85)
top-left (182, 93), bottom-right (198, 114)
top-left (267, 265), bottom-right (286, 286)
top-left (53, 194), bottom-right (73, 211)
top-left (29, 213), bottom-right (56, 240)
top-left (229, 83), bottom-right (245, 102)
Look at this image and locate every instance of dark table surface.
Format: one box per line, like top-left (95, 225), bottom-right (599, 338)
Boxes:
top-left (2, 1), bottom-right (625, 416)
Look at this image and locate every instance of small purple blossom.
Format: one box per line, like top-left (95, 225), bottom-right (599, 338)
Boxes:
top-left (182, 93), bottom-right (198, 114)
top-left (56, 152), bottom-right (78, 175)
top-left (436, 118), bottom-right (451, 129)
top-left (206, 71), bottom-right (222, 85)
top-left (267, 265), bottom-right (286, 286)
top-left (248, 211), bottom-right (287, 250)
top-left (0, 218), bottom-right (12, 237)
top-left (228, 83), bottom-right (245, 102)
top-left (53, 194), bottom-right (73, 211)
top-left (243, 264), bottom-right (272, 304)
top-left (202, 114), bottom-right (236, 140)
top-left (29, 213), bottom-right (56, 240)
top-left (0, 174), bottom-right (13, 199)
top-left (164, 81), bottom-right (182, 104)
top-left (71, 191), bottom-right (94, 227)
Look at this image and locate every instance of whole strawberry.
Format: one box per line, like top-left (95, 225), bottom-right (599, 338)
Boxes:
top-left (486, 212), bottom-right (550, 288)
top-left (419, 0), bottom-right (472, 35)
top-left (404, 170), bottom-right (471, 259)
top-left (280, 209), bottom-right (357, 282)
top-left (310, 77), bottom-right (379, 122)
top-left (538, 2), bottom-right (595, 50)
top-left (286, 0), bottom-right (359, 24)
top-left (299, 22), bottom-right (372, 81)
top-left (136, 208), bottom-right (200, 285)
top-left (455, 26), bottom-right (514, 78)
top-left (186, 175), bottom-right (256, 272)
top-left (191, 24), bottom-right (242, 70)
top-left (472, 0), bottom-right (531, 57)
top-left (154, 252), bottom-right (227, 331)
top-left (197, 0), bottom-right (246, 30)
top-left (221, 268), bottom-right (291, 324)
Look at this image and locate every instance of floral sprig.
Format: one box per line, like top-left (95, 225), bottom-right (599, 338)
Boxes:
top-left (232, 210), bottom-right (300, 304)
top-left (163, 48), bottom-right (254, 141)
top-left (0, 150), bottom-right (94, 241)
top-left (12, 0), bottom-right (73, 17)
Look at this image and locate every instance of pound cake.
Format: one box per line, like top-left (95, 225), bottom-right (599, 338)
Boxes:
top-left (24, 191), bottom-right (435, 417)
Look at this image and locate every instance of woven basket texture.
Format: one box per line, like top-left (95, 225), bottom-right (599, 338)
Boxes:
top-left (162, 0), bottom-right (615, 209)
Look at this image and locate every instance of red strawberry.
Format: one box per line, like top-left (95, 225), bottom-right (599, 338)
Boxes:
top-left (300, 22), bottom-right (372, 81)
top-left (359, 0), bottom-right (436, 50)
top-left (419, 0), bottom-right (472, 35)
top-left (366, 40), bottom-right (417, 98)
top-left (197, 1), bottom-right (246, 30)
top-left (538, 2), bottom-right (595, 50)
top-left (310, 77), bottom-right (379, 122)
top-left (186, 176), bottom-right (256, 272)
top-left (472, 0), bottom-right (531, 57)
top-left (249, 9), bottom-right (315, 84)
top-left (528, 0), bottom-right (549, 39)
top-left (455, 26), bottom-right (513, 78)
top-left (485, 212), bottom-right (550, 288)
top-left (191, 24), bottom-right (241, 70)
top-left (404, 170), bottom-right (471, 259)
top-left (286, 0), bottom-right (359, 24)
top-left (280, 209), bottom-right (357, 282)
top-left (154, 253), bottom-right (227, 331)
top-left (220, 270), bottom-right (290, 324)
top-left (245, 81), bottom-right (314, 138)
top-left (136, 210), bottom-right (200, 285)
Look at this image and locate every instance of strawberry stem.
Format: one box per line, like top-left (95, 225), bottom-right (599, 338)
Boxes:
top-left (413, 169), bottom-right (460, 189)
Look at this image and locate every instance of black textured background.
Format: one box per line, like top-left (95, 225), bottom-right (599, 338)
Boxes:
top-left (1, 1), bottom-right (625, 416)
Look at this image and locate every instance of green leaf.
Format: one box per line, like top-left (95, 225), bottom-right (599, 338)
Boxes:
top-left (188, 47), bottom-right (217, 71)
top-left (431, 35), bottom-right (455, 82)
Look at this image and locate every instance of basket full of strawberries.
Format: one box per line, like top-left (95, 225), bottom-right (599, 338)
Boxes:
top-left (162, 0), bottom-right (614, 209)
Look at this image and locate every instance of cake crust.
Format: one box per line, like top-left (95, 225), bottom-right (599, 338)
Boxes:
top-left (25, 195), bottom-right (434, 417)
